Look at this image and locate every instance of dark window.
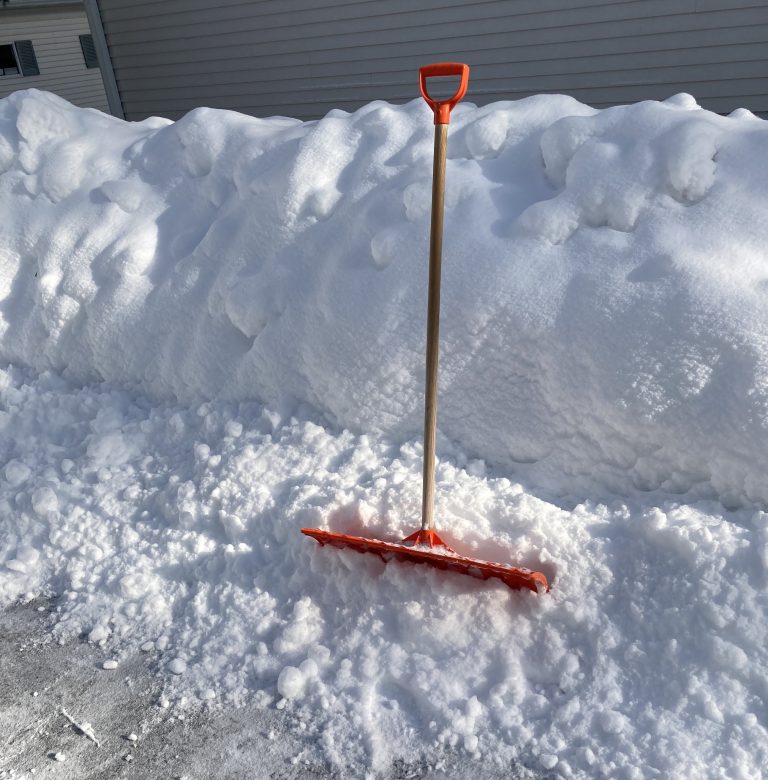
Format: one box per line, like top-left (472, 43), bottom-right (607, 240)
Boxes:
top-left (0, 43), bottom-right (19, 76)
top-left (79, 34), bottom-right (98, 69)
top-left (14, 40), bottom-right (39, 76)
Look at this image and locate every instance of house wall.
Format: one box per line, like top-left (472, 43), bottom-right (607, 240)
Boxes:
top-left (97, 0), bottom-right (768, 121)
top-left (0, 3), bottom-right (109, 111)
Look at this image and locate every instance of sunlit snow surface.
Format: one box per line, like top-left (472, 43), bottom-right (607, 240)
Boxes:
top-left (1, 89), bottom-right (768, 776)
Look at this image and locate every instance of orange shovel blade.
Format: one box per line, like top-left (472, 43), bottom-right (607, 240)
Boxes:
top-left (301, 527), bottom-right (549, 593)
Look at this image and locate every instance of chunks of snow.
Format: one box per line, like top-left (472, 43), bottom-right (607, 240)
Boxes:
top-left (224, 420), bottom-right (242, 438)
top-left (31, 487), bottom-right (58, 516)
top-left (599, 710), bottom-right (629, 735)
top-left (89, 625), bottom-right (110, 643)
top-left (540, 753), bottom-right (558, 770)
top-left (5, 546), bottom-right (39, 574)
top-left (168, 658), bottom-right (187, 675)
top-left (299, 658), bottom-right (318, 680)
top-left (277, 666), bottom-right (305, 700)
top-left (274, 598), bottom-right (324, 655)
top-left (5, 460), bottom-right (31, 486)
top-left (0, 365), bottom-right (764, 777)
top-left (709, 637), bottom-right (749, 672)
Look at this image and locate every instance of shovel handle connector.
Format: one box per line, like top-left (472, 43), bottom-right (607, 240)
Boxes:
top-left (419, 62), bottom-right (470, 124)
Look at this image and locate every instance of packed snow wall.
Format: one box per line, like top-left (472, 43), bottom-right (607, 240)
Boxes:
top-left (1, 88), bottom-right (767, 506)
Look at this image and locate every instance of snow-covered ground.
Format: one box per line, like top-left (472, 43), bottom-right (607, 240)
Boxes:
top-left (1, 88), bottom-right (768, 777)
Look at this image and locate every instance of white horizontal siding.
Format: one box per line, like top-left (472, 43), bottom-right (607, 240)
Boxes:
top-left (0, 5), bottom-right (109, 112)
top-left (97, 0), bottom-right (768, 120)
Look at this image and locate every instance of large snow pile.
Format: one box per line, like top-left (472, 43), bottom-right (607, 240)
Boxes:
top-left (1, 89), bottom-right (768, 505)
top-left (1, 89), bottom-right (768, 777)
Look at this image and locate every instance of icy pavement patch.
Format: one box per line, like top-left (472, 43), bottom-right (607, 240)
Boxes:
top-left (0, 601), bottom-right (339, 779)
top-left (0, 367), bottom-right (767, 776)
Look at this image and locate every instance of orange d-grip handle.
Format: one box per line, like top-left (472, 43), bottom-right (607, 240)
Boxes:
top-left (419, 62), bottom-right (470, 125)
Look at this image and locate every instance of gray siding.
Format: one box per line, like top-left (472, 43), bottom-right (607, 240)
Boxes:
top-left (97, 0), bottom-right (768, 121)
top-left (0, 4), bottom-right (110, 111)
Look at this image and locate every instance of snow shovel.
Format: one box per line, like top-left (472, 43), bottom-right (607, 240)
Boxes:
top-left (302, 63), bottom-right (549, 594)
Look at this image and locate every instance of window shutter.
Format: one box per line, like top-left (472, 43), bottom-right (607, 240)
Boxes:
top-left (14, 40), bottom-right (39, 76)
top-left (79, 34), bottom-right (98, 69)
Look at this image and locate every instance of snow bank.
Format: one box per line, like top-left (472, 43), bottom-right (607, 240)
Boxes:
top-left (2, 89), bottom-right (768, 506)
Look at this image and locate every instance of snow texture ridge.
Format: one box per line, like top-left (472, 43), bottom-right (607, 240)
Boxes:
top-left (1, 89), bottom-right (768, 506)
